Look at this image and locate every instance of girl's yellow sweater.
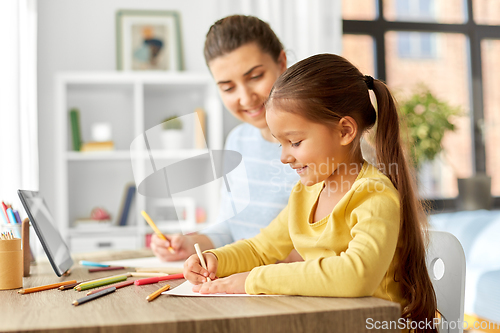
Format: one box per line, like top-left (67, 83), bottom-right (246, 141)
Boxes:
top-left (208, 161), bottom-right (404, 308)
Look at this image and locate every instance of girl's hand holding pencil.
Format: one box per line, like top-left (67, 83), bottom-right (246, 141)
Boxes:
top-left (184, 251), bottom-right (218, 284)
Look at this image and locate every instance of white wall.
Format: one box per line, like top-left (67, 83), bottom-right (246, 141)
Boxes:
top-left (38, 0), bottom-right (223, 210)
top-left (37, 0), bottom-right (341, 211)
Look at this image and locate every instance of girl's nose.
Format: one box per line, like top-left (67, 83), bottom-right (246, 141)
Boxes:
top-left (280, 148), bottom-right (295, 164)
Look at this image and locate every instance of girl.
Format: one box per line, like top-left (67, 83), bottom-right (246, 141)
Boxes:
top-left (150, 15), bottom-right (300, 262)
top-left (184, 54), bottom-right (438, 331)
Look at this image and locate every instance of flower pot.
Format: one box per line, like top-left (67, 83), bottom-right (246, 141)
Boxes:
top-left (161, 130), bottom-right (184, 150)
top-left (457, 174), bottom-right (492, 211)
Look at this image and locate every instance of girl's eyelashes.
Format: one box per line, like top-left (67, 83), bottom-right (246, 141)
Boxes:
top-left (278, 141), bottom-right (302, 148)
top-left (250, 73), bottom-right (263, 80)
top-left (222, 86), bottom-right (234, 92)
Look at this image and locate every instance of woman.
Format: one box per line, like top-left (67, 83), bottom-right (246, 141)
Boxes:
top-left (151, 15), bottom-right (300, 262)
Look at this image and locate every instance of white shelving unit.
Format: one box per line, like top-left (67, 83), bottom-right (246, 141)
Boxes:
top-left (55, 72), bottom-right (223, 253)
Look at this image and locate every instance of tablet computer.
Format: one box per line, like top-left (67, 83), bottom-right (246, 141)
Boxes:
top-left (18, 190), bottom-right (73, 276)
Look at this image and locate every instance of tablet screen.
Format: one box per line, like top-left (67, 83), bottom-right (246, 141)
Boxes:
top-left (18, 190), bottom-right (73, 276)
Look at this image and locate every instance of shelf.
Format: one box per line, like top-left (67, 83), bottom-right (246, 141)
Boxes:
top-left (66, 149), bottom-right (212, 161)
top-left (68, 225), bottom-right (138, 237)
top-left (57, 71), bottom-right (223, 249)
top-left (67, 150), bottom-right (131, 161)
top-left (58, 71), bottom-right (212, 86)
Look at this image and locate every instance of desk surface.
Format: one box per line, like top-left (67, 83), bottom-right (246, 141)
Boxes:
top-left (1, 249), bottom-right (401, 333)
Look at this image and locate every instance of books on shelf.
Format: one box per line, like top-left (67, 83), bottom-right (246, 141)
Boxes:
top-left (69, 108), bottom-right (82, 151)
top-left (116, 183), bottom-right (136, 226)
top-left (80, 141), bottom-right (115, 152)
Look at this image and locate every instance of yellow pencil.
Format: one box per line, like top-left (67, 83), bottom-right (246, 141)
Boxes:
top-left (141, 210), bottom-right (175, 253)
top-left (146, 284), bottom-right (171, 302)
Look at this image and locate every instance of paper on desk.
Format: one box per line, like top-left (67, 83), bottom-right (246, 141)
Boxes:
top-left (101, 257), bottom-right (184, 271)
top-left (163, 280), bottom-right (280, 297)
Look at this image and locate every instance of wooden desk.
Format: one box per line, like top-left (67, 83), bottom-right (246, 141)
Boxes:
top-left (0, 250), bottom-right (401, 333)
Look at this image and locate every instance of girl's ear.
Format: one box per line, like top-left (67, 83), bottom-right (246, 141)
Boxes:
top-left (338, 117), bottom-right (358, 146)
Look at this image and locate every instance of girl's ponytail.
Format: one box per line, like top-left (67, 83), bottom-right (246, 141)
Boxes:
top-left (372, 78), bottom-right (438, 332)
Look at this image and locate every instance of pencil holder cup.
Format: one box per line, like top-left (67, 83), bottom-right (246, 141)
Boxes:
top-left (0, 238), bottom-right (23, 290)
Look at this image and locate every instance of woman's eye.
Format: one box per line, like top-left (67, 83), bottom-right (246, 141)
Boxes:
top-left (223, 87), bottom-right (234, 92)
top-left (250, 74), bottom-right (263, 80)
top-left (291, 141), bottom-right (302, 147)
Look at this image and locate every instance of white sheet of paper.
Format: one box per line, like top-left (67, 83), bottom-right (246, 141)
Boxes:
top-left (101, 257), bottom-right (185, 269)
top-left (163, 280), bottom-right (280, 297)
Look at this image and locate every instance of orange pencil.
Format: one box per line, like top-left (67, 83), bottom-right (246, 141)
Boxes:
top-left (146, 284), bottom-right (171, 302)
top-left (18, 280), bottom-right (77, 294)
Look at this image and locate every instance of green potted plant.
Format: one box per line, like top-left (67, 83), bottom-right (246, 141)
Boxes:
top-left (399, 85), bottom-right (461, 169)
top-left (161, 115), bottom-right (184, 150)
top-left (400, 85), bottom-right (491, 210)
top-left (399, 86), bottom-right (471, 203)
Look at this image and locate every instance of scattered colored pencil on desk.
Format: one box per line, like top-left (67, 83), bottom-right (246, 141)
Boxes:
top-left (146, 284), bottom-right (171, 302)
top-left (73, 287), bottom-right (116, 306)
top-left (135, 267), bottom-right (184, 274)
top-left (79, 260), bottom-right (110, 267)
top-left (73, 273), bottom-right (132, 289)
top-left (75, 275), bottom-right (128, 291)
top-left (134, 273), bottom-right (184, 286)
top-left (88, 266), bottom-right (126, 273)
top-left (86, 280), bottom-right (134, 296)
top-left (129, 272), bottom-right (168, 277)
top-left (18, 280), bottom-right (77, 294)
top-left (59, 282), bottom-right (80, 290)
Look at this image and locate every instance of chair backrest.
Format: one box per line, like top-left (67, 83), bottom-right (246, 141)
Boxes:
top-left (426, 230), bottom-right (466, 333)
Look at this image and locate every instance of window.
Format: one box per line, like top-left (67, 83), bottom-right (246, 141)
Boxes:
top-left (342, 0), bottom-right (500, 205)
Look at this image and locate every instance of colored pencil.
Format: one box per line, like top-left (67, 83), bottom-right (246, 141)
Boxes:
top-left (79, 260), bottom-right (110, 267)
top-left (88, 266), bottom-right (126, 273)
top-left (134, 273), bottom-right (184, 286)
top-left (58, 282), bottom-right (80, 290)
top-left (75, 275), bottom-right (128, 291)
top-left (146, 284), bottom-right (171, 302)
top-left (135, 267), bottom-right (184, 274)
top-left (194, 243), bottom-right (211, 282)
top-left (141, 210), bottom-right (175, 253)
top-left (86, 280), bottom-right (134, 296)
top-left (18, 280), bottom-right (77, 294)
top-left (73, 273), bottom-right (132, 289)
top-left (129, 272), bottom-right (169, 277)
top-left (73, 287), bottom-right (116, 306)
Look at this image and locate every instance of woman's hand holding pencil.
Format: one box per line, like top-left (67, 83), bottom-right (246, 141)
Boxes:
top-left (150, 233), bottom-right (195, 261)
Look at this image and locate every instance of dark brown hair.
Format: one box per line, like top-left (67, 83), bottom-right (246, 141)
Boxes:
top-left (267, 54), bottom-right (437, 332)
top-left (204, 15), bottom-right (283, 65)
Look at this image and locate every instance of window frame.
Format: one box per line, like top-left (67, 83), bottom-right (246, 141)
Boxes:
top-left (343, 0), bottom-right (500, 211)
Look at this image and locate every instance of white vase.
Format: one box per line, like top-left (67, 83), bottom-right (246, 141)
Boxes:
top-left (161, 130), bottom-right (184, 150)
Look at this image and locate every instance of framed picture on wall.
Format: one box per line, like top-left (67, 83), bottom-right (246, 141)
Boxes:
top-left (116, 10), bottom-right (183, 71)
